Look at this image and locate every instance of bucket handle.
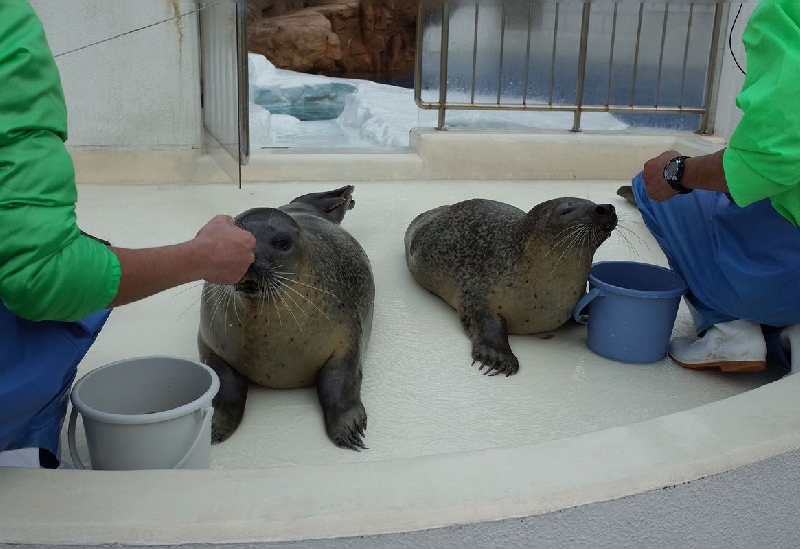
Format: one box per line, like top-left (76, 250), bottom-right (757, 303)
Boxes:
top-left (572, 288), bottom-right (604, 324)
top-left (174, 406), bottom-right (214, 469)
top-left (67, 407), bottom-right (87, 470)
top-left (66, 406), bottom-right (214, 470)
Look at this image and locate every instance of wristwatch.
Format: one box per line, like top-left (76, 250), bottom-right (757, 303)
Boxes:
top-left (663, 156), bottom-right (693, 194)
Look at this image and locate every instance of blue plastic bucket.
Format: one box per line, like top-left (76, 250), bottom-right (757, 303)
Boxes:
top-left (573, 261), bottom-right (688, 364)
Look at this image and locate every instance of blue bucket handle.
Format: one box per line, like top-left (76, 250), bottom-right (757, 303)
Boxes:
top-left (573, 288), bottom-right (604, 324)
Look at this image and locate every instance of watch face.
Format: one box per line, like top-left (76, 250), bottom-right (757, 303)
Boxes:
top-left (664, 160), bottom-right (679, 181)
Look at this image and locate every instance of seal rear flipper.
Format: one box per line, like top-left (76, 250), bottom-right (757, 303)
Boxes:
top-left (317, 346), bottom-right (368, 451)
top-left (290, 185), bottom-right (355, 224)
top-left (198, 338), bottom-right (249, 444)
top-left (616, 185), bottom-right (637, 206)
top-left (459, 306), bottom-right (520, 376)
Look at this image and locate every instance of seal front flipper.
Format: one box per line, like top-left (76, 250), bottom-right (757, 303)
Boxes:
top-left (290, 185), bottom-right (355, 224)
top-left (317, 345), bottom-right (368, 451)
top-left (459, 305), bottom-right (520, 377)
top-left (198, 338), bottom-right (250, 444)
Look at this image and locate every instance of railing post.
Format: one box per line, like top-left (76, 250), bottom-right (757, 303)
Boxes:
top-left (438, 2), bottom-right (451, 130)
top-left (414, 0), bottom-right (425, 109)
top-left (572, 2), bottom-right (592, 132)
top-left (699, 2), bottom-right (726, 135)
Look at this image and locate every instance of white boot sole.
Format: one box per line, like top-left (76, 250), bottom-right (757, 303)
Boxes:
top-left (669, 355), bottom-right (766, 373)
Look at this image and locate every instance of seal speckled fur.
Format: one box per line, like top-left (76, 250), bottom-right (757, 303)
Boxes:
top-left (198, 186), bottom-right (374, 450)
top-left (405, 197), bottom-right (617, 376)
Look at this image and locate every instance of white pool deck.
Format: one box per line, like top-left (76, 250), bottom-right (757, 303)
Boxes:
top-left (2, 131), bottom-right (799, 547)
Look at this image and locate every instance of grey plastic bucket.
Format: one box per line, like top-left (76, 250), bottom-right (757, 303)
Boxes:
top-left (67, 356), bottom-right (219, 470)
top-left (573, 261), bottom-right (688, 364)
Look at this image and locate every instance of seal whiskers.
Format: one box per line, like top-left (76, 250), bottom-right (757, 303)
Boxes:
top-left (203, 285), bottom-right (232, 329)
top-left (544, 222), bottom-right (599, 278)
top-left (273, 285), bottom-right (302, 329)
top-left (273, 273), bottom-right (340, 299)
top-left (272, 279), bottom-right (311, 318)
top-left (177, 283), bottom-right (222, 322)
top-left (273, 277), bottom-right (330, 320)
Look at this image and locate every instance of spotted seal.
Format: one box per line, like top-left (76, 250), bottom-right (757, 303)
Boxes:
top-left (198, 186), bottom-right (374, 450)
top-left (404, 197), bottom-right (617, 376)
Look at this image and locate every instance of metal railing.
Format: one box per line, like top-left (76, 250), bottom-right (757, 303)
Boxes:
top-left (414, 1), bottom-right (728, 133)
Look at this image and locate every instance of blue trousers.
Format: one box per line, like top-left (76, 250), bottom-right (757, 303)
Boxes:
top-left (632, 173), bottom-right (800, 334)
top-left (0, 303), bottom-right (110, 458)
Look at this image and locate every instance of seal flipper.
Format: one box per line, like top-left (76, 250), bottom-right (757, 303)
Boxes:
top-left (290, 185), bottom-right (355, 224)
top-left (616, 185), bottom-right (637, 206)
top-left (459, 305), bottom-right (520, 376)
top-left (316, 345), bottom-right (368, 451)
top-left (198, 338), bottom-right (250, 444)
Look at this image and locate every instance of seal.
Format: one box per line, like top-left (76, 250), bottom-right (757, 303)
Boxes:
top-left (404, 197), bottom-right (617, 376)
top-left (198, 185), bottom-right (375, 450)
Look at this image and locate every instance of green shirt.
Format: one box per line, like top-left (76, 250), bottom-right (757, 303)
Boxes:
top-left (724, 2), bottom-right (800, 226)
top-left (0, 0), bottom-right (120, 321)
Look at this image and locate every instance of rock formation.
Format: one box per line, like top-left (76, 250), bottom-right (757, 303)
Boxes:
top-left (246, 1), bottom-right (417, 75)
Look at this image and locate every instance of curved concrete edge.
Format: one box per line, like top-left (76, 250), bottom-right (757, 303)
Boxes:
top-left (2, 373), bottom-right (798, 545)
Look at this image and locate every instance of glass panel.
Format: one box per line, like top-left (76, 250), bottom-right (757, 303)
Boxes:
top-left (199, 1), bottom-right (249, 186)
top-left (417, 1), bottom-right (719, 133)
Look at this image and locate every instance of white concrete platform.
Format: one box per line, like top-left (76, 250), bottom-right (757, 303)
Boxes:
top-left (2, 133), bottom-right (798, 547)
top-left (2, 179), bottom-right (791, 544)
top-left (62, 180), bottom-right (780, 471)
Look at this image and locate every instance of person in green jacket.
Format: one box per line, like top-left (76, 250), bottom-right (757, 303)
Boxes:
top-left (0, 1), bottom-right (255, 467)
top-left (627, 2), bottom-right (800, 374)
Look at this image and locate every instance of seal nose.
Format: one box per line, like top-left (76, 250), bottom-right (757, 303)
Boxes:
top-left (595, 204), bottom-right (615, 216)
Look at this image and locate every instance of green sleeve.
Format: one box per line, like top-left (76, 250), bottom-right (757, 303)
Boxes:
top-left (0, 0), bottom-right (120, 322)
top-left (724, 3), bottom-right (800, 210)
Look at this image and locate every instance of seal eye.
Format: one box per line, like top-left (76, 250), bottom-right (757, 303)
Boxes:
top-left (560, 207), bottom-right (575, 216)
top-left (272, 236), bottom-right (292, 251)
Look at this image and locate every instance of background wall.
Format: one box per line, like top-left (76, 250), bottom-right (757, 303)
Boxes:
top-left (28, 0), bottom-right (754, 150)
top-left (712, 2), bottom-right (756, 140)
top-left (30, 0), bottom-right (202, 150)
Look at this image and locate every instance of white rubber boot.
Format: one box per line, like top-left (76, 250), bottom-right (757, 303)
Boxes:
top-left (780, 324), bottom-right (800, 375)
top-left (669, 319), bottom-right (766, 372)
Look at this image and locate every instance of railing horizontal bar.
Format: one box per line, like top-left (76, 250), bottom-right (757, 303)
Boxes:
top-left (416, 101), bottom-right (706, 115)
top-left (581, 105), bottom-right (706, 114)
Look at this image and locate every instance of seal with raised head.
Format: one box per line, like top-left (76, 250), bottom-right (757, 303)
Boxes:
top-left (198, 185), bottom-right (374, 450)
top-left (404, 197), bottom-right (617, 376)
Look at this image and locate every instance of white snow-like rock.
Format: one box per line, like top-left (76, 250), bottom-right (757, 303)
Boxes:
top-left (246, 53), bottom-right (627, 149)
top-left (248, 102), bottom-right (272, 150)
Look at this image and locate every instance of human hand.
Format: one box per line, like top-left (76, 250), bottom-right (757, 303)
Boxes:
top-left (642, 150), bottom-right (682, 202)
top-left (192, 215), bottom-right (256, 284)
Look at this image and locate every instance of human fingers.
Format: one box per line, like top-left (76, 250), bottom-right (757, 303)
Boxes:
top-left (198, 215), bottom-right (254, 247)
top-left (642, 150), bottom-right (681, 202)
top-left (193, 216), bottom-right (255, 283)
